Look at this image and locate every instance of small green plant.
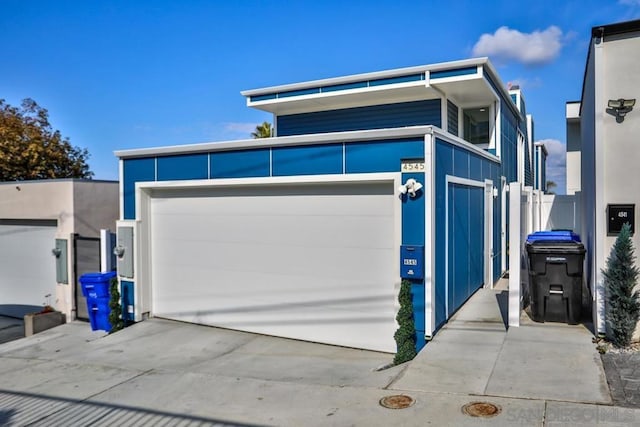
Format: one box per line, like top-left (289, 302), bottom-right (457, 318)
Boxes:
top-left (108, 277), bottom-right (124, 333)
top-left (394, 280), bottom-right (417, 365)
top-left (603, 223), bottom-right (640, 348)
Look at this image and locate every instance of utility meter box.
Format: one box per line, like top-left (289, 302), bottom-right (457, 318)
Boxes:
top-left (115, 224), bottom-right (134, 279)
top-left (400, 245), bottom-right (424, 280)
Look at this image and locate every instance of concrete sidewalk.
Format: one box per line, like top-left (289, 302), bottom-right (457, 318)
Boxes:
top-left (0, 288), bottom-right (638, 426)
top-left (392, 285), bottom-right (611, 405)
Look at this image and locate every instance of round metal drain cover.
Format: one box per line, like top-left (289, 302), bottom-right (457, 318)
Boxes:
top-left (379, 395), bottom-right (415, 409)
top-left (461, 401), bottom-right (501, 418)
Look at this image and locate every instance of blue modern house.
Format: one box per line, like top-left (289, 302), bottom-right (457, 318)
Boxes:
top-left (114, 58), bottom-right (536, 353)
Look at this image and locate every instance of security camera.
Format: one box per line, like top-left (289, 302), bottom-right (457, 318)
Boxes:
top-left (399, 179), bottom-right (423, 198)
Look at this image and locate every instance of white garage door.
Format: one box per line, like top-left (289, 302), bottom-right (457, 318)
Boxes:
top-left (0, 220), bottom-right (57, 317)
top-left (149, 181), bottom-right (399, 352)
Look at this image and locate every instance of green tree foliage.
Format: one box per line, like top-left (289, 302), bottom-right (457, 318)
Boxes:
top-left (108, 277), bottom-right (124, 333)
top-left (603, 223), bottom-right (640, 348)
top-left (394, 280), bottom-right (417, 364)
top-left (0, 98), bottom-right (93, 180)
top-left (251, 121), bottom-right (272, 139)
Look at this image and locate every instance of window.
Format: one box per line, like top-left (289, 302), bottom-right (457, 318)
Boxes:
top-left (463, 107), bottom-right (490, 146)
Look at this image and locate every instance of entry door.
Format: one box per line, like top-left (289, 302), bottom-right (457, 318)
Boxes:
top-left (447, 182), bottom-right (485, 317)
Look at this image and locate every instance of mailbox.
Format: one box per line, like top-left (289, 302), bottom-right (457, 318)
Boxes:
top-left (400, 245), bottom-right (424, 279)
top-left (607, 204), bottom-right (635, 236)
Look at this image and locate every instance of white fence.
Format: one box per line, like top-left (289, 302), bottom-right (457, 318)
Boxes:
top-left (508, 186), bottom-right (580, 327)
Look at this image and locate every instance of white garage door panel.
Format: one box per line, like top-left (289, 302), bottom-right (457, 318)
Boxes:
top-left (0, 222), bottom-right (56, 310)
top-left (150, 182), bottom-right (398, 352)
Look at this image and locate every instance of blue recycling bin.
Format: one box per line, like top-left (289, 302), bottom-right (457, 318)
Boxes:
top-left (79, 272), bottom-right (117, 332)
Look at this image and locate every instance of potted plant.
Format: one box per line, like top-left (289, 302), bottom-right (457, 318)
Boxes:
top-left (23, 294), bottom-right (66, 337)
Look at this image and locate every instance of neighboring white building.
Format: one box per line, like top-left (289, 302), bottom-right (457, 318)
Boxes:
top-left (0, 179), bottom-right (118, 321)
top-left (567, 19), bottom-right (640, 338)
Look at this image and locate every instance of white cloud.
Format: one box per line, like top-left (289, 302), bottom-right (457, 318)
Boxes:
top-left (472, 26), bottom-right (564, 66)
top-left (536, 138), bottom-right (566, 193)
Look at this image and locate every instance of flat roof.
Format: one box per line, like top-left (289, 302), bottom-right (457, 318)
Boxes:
top-left (114, 125), bottom-right (500, 163)
top-left (592, 18), bottom-right (640, 38)
top-left (241, 58), bottom-right (488, 96)
top-left (240, 57), bottom-right (518, 117)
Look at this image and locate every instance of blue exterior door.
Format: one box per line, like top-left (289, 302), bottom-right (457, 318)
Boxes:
top-left (447, 183), bottom-right (485, 316)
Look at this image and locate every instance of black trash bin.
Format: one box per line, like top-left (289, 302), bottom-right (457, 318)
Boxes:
top-left (526, 231), bottom-right (586, 324)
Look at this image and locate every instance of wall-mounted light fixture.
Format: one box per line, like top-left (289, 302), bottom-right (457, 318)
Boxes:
top-left (607, 98), bottom-right (636, 123)
top-left (113, 245), bottom-right (126, 258)
top-left (51, 248), bottom-right (62, 258)
top-left (398, 178), bottom-right (423, 198)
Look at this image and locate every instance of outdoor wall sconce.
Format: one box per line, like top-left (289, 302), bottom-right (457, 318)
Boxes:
top-left (398, 178), bottom-right (423, 198)
top-left (51, 248), bottom-right (62, 258)
top-left (113, 245), bottom-right (126, 258)
top-left (607, 98), bottom-right (635, 123)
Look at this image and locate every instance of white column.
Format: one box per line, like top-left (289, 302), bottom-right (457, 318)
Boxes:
top-left (509, 182), bottom-right (522, 327)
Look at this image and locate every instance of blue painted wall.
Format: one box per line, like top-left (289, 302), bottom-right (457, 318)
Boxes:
top-left (272, 144), bottom-right (343, 176)
top-left (401, 171), bottom-right (426, 351)
top-left (210, 149), bottom-right (270, 178)
top-left (157, 154), bottom-right (208, 181)
top-left (122, 138), bottom-right (425, 221)
top-left (276, 100), bottom-right (441, 136)
top-left (345, 139), bottom-right (424, 173)
top-left (123, 158), bottom-right (155, 220)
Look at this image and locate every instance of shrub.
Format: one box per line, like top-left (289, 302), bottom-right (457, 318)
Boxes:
top-left (394, 280), bottom-right (417, 364)
top-left (108, 277), bottom-right (125, 333)
top-left (603, 223), bottom-right (640, 348)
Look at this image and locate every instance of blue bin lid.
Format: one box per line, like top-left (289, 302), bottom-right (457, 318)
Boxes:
top-left (527, 230), bottom-right (581, 243)
top-left (79, 271), bottom-right (117, 283)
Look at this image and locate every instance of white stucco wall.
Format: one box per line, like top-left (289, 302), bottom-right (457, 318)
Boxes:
top-left (581, 31), bottom-right (640, 339)
top-left (0, 181), bottom-right (74, 236)
top-left (600, 33), bottom-right (640, 340)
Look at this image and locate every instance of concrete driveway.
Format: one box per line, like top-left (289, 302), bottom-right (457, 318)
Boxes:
top-left (1, 289), bottom-right (640, 426)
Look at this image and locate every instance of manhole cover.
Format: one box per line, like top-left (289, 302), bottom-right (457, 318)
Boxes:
top-left (461, 401), bottom-right (501, 418)
top-left (379, 394), bottom-right (415, 409)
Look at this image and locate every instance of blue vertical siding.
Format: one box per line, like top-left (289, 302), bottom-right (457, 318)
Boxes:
top-left (500, 107), bottom-right (518, 183)
top-left (272, 144), bottom-right (343, 176)
top-left (345, 139), bottom-right (424, 173)
top-left (157, 153), bottom-right (208, 181)
top-left (433, 138), bottom-right (500, 328)
top-left (277, 100), bottom-right (441, 136)
top-left (447, 100), bottom-right (459, 137)
top-left (434, 142), bottom-right (450, 327)
top-left (123, 158), bottom-right (155, 220)
top-left (453, 146), bottom-right (469, 178)
top-left (210, 149), bottom-right (270, 178)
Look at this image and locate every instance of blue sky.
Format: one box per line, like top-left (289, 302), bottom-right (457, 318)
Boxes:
top-left (2, 1), bottom-right (640, 191)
